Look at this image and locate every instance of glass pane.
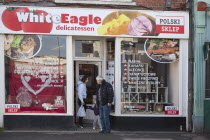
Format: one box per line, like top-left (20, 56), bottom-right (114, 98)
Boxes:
top-left (78, 64), bottom-right (99, 104)
top-left (4, 35), bottom-right (67, 113)
top-left (121, 38), bottom-right (180, 115)
top-left (105, 39), bottom-right (115, 112)
top-left (75, 40), bottom-right (100, 58)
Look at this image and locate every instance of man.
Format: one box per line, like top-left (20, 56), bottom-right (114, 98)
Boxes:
top-left (96, 75), bottom-right (114, 134)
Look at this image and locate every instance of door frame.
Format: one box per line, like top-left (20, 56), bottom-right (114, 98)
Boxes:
top-left (74, 61), bottom-right (102, 124)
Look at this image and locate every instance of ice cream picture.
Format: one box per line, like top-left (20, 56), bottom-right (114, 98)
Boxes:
top-left (4, 34), bottom-right (41, 60)
top-left (97, 11), bottom-right (158, 36)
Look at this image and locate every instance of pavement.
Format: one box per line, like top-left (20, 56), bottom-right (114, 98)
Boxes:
top-left (0, 130), bottom-right (210, 140)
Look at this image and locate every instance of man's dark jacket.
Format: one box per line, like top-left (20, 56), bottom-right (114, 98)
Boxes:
top-left (96, 80), bottom-right (114, 106)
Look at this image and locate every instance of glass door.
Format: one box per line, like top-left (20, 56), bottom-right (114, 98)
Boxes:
top-left (76, 61), bottom-right (101, 103)
top-left (74, 61), bottom-right (101, 124)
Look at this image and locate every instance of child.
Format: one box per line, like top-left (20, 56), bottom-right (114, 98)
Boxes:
top-left (91, 98), bottom-right (102, 130)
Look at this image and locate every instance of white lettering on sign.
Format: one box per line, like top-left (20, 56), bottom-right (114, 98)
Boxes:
top-left (5, 104), bottom-right (21, 113)
top-left (16, 12), bottom-right (29, 22)
top-left (165, 106), bottom-right (179, 111)
top-left (5, 104), bottom-right (20, 109)
top-left (161, 26), bottom-right (180, 32)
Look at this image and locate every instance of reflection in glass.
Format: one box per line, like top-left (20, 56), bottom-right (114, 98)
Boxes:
top-left (4, 35), bottom-right (67, 113)
top-left (75, 40), bottom-right (100, 58)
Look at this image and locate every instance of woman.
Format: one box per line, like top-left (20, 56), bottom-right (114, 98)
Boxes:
top-left (77, 75), bottom-right (88, 128)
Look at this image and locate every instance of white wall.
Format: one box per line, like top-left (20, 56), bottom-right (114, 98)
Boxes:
top-left (0, 35), bottom-right (5, 127)
top-left (168, 61), bottom-right (180, 107)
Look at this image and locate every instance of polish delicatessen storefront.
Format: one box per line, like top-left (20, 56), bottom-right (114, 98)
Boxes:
top-left (0, 6), bottom-right (189, 130)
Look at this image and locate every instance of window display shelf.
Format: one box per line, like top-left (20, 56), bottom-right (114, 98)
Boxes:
top-left (156, 102), bottom-right (173, 104)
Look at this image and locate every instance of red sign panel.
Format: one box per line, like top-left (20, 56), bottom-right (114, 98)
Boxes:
top-left (165, 110), bottom-right (179, 115)
top-left (5, 104), bottom-right (20, 113)
top-left (165, 106), bottom-right (179, 115)
top-left (156, 25), bottom-right (184, 34)
top-left (156, 16), bottom-right (185, 34)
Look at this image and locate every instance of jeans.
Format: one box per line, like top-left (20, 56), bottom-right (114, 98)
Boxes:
top-left (99, 104), bottom-right (111, 132)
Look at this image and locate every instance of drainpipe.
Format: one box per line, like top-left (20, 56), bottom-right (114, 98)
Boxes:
top-left (187, 0), bottom-right (194, 132)
top-left (192, 0), bottom-right (207, 133)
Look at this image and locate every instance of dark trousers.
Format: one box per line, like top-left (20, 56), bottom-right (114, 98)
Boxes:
top-left (78, 98), bottom-right (87, 126)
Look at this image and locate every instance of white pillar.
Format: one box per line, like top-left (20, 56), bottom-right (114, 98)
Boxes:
top-left (114, 37), bottom-right (122, 116)
top-left (0, 35), bottom-right (5, 127)
top-left (66, 36), bottom-right (74, 116)
top-left (179, 39), bottom-right (189, 131)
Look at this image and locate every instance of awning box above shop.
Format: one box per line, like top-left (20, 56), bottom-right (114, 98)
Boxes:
top-left (0, 6), bottom-right (189, 39)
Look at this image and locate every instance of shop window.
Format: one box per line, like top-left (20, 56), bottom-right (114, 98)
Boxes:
top-left (75, 40), bottom-right (101, 58)
top-left (105, 39), bottom-right (115, 111)
top-left (121, 38), bottom-right (180, 115)
top-left (4, 35), bottom-right (67, 113)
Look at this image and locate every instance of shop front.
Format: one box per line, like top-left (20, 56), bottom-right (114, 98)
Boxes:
top-left (0, 6), bottom-right (189, 130)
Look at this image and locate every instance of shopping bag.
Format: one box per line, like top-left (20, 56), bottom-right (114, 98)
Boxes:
top-left (77, 105), bottom-right (86, 117)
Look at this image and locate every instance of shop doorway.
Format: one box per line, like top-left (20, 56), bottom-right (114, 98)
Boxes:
top-left (74, 61), bottom-right (102, 126)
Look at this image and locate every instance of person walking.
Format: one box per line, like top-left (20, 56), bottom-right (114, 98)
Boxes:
top-left (96, 75), bottom-right (114, 134)
top-left (77, 75), bottom-right (88, 128)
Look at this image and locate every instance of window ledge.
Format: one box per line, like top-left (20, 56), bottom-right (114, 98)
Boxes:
top-left (54, 0), bottom-right (136, 6)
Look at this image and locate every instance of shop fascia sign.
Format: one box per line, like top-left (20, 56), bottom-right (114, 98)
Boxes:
top-left (0, 6), bottom-right (189, 39)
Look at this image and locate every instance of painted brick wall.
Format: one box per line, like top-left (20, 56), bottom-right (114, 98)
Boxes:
top-left (134, 0), bottom-right (186, 10)
top-left (3, 0), bottom-right (187, 10)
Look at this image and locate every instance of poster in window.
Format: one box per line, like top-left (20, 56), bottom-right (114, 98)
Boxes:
top-left (144, 39), bottom-right (179, 63)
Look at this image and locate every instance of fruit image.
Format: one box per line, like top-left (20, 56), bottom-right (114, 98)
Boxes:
top-left (4, 35), bottom-right (14, 51)
top-left (11, 35), bottom-right (24, 48)
top-left (2, 7), bottom-right (30, 31)
top-left (11, 35), bottom-right (24, 57)
top-left (22, 10), bottom-right (53, 33)
top-left (98, 14), bottom-right (130, 35)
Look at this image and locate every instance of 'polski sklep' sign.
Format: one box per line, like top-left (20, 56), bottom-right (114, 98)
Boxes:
top-left (165, 106), bottom-right (179, 115)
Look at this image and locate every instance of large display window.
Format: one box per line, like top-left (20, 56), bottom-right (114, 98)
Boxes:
top-left (4, 35), bottom-right (67, 113)
top-left (120, 38), bottom-right (180, 115)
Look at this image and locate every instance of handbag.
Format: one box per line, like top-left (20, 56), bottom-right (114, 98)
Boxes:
top-left (77, 105), bottom-right (86, 117)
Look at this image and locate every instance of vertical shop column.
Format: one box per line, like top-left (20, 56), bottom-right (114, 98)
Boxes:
top-left (66, 36), bottom-right (74, 115)
top-left (0, 35), bottom-right (5, 127)
top-left (114, 37), bottom-right (122, 116)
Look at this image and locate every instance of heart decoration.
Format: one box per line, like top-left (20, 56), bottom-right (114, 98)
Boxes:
top-left (24, 76), bottom-right (31, 82)
top-left (21, 74), bottom-right (52, 96)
